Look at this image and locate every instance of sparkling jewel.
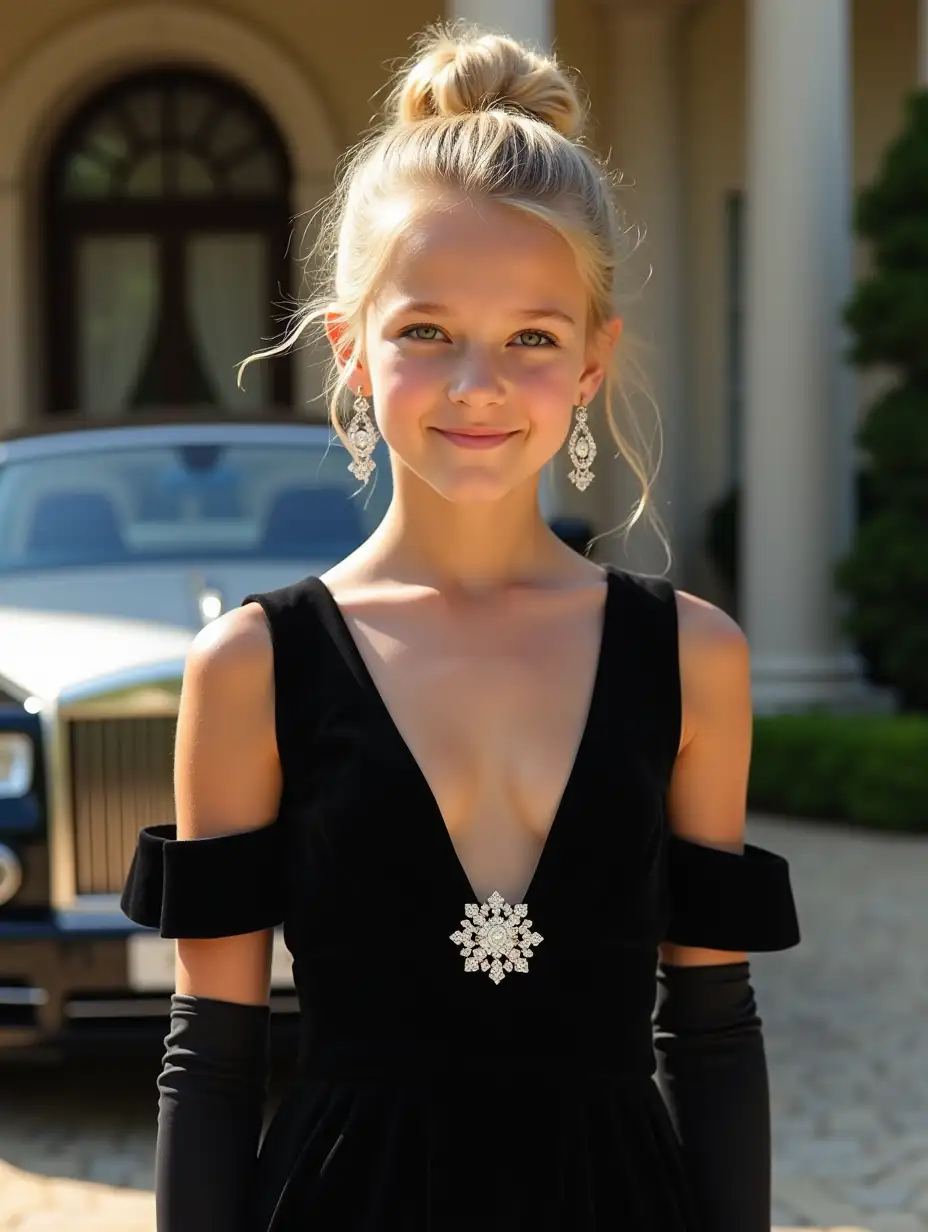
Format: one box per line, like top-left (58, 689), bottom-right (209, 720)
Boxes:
top-left (449, 890), bottom-right (544, 985)
top-left (567, 405), bottom-right (596, 491)
top-left (346, 394), bottom-right (379, 484)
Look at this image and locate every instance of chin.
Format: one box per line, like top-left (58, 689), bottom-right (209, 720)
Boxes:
top-left (425, 471), bottom-right (526, 506)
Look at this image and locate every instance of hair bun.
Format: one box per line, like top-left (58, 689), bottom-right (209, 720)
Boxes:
top-left (394, 27), bottom-right (586, 140)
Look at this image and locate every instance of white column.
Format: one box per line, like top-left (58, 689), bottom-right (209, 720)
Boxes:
top-left (605, 2), bottom-right (689, 577)
top-left (449, 0), bottom-right (551, 50)
top-left (742, 0), bottom-right (863, 711)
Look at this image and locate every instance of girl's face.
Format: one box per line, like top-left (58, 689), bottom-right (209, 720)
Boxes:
top-left (356, 198), bottom-right (617, 506)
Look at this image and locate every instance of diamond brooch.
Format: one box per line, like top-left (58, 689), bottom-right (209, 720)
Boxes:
top-left (450, 890), bottom-right (544, 985)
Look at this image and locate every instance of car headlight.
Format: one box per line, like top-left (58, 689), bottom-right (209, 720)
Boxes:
top-left (0, 843), bottom-right (22, 906)
top-left (0, 734), bottom-right (33, 798)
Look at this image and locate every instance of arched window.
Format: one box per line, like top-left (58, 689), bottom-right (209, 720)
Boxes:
top-left (44, 68), bottom-right (293, 416)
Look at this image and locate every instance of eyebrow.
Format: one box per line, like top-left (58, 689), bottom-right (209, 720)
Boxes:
top-left (389, 301), bottom-right (577, 328)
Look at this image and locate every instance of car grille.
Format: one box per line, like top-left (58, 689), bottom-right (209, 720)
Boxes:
top-left (69, 717), bottom-right (177, 896)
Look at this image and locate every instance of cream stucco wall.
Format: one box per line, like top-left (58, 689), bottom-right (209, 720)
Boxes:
top-left (0, 1), bottom-right (441, 145)
top-left (553, 0), bottom-right (613, 157)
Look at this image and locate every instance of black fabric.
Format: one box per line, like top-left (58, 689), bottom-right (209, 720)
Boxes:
top-left (121, 821), bottom-right (284, 938)
top-left (665, 834), bottom-right (801, 951)
top-left (121, 567), bottom-right (800, 1231)
top-left (654, 961), bottom-right (772, 1232)
top-left (156, 994), bottom-right (270, 1232)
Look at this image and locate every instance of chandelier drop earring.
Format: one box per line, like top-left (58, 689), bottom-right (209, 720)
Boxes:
top-left (346, 387), bottom-right (379, 484)
top-left (567, 403), bottom-right (596, 491)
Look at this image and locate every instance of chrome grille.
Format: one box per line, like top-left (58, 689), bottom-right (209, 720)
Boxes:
top-left (70, 717), bottom-right (177, 896)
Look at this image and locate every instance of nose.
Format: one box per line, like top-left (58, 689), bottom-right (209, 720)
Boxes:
top-left (447, 345), bottom-right (505, 408)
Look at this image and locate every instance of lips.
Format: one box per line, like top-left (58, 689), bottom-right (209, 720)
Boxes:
top-left (433, 427), bottom-right (517, 451)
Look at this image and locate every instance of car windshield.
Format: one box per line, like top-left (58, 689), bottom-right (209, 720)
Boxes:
top-left (0, 438), bottom-right (391, 572)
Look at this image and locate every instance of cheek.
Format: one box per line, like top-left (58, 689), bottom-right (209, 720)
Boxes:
top-left (374, 349), bottom-right (440, 410)
top-left (514, 359), bottom-right (579, 425)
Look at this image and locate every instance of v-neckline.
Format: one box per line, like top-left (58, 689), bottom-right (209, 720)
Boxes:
top-left (309, 568), bottom-right (616, 909)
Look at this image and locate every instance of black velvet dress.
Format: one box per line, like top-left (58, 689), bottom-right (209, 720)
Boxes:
top-left (121, 567), bottom-right (800, 1231)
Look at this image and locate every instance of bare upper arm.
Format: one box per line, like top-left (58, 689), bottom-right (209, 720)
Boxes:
top-left (173, 600), bottom-right (282, 1004)
top-left (659, 589), bottom-right (752, 968)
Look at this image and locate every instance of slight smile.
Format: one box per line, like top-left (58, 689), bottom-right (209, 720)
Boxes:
top-left (432, 428), bottom-right (519, 451)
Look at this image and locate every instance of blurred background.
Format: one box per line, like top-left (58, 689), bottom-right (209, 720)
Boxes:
top-left (0, 1), bottom-right (926, 1230)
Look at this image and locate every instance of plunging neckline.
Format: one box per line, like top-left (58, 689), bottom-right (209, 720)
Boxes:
top-left (308, 568), bottom-right (616, 908)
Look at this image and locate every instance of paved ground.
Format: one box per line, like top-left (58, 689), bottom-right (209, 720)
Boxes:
top-left (0, 814), bottom-right (925, 1230)
top-left (751, 816), bottom-right (928, 1232)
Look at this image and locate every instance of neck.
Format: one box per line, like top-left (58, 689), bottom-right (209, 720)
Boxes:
top-left (367, 474), bottom-right (563, 597)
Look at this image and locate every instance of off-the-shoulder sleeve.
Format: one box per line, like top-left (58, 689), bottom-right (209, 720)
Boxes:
top-left (663, 834), bottom-right (800, 952)
top-left (120, 822), bottom-right (285, 938)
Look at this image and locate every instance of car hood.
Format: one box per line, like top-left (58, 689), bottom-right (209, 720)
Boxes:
top-left (0, 608), bottom-right (195, 701)
top-left (0, 560), bottom-right (326, 701)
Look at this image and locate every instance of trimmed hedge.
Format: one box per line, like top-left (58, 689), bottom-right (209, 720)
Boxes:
top-left (836, 91), bottom-right (928, 709)
top-left (749, 713), bottom-right (928, 832)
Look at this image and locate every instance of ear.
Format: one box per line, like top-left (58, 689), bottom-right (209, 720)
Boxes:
top-left (325, 312), bottom-right (368, 394)
top-left (578, 316), bottom-right (623, 404)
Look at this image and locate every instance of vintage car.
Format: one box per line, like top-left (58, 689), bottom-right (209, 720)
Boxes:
top-left (0, 413), bottom-right (393, 1057)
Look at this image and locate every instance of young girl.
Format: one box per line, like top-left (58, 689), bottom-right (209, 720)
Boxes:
top-left (122, 25), bottom-right (800, 1232)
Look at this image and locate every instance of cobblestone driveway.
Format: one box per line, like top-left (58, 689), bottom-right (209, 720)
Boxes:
top-left (1, 815), bottom-right (924, 1231)
top-left (751, 816), bottom-right (928, 1232)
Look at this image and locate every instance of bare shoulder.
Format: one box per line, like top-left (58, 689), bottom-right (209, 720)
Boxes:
top-left (674, 587), bottom-right (747, 650)
top-left (187, 600), bottom-right (273, 680)
top-left (673, 589), bottom-right (751, 753)
top-left (674, 588), bottom-right (749, 675)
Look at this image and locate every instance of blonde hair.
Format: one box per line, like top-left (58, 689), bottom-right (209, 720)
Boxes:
top-left (240, 23), bottom-right (666, 556)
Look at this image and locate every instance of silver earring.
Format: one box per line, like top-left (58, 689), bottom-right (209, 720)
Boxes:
top-left (346, 389), bottom-right (379, 484)
top-left (567, 404), bottom-right (596, 491)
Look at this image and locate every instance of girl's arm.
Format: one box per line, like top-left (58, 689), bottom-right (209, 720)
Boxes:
top-left (123, 602), bottom-right (282, 1232)
top-left (656, 593), bottom-right (774, 1232)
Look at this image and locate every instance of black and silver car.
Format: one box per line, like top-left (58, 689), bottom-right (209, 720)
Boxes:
top-left (0, 413), bottom-right (391, 1056)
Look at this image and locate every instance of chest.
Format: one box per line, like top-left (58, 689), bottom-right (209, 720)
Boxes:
top-left (339, 589), bottom-right (606, 842)
top-left (289, 572), bottom-right (676, 922)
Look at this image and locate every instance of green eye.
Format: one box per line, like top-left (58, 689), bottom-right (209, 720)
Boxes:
top-left (405, 325), bottom-right (444, 341)
top-left (514, 330), bottom-right (555, 347)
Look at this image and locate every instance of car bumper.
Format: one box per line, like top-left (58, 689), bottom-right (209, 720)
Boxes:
top-left (0, 923), bottom-right (298, 1060)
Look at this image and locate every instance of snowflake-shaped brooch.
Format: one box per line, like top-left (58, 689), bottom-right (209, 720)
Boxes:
top-left (450, 890), bottom-right (544, 985)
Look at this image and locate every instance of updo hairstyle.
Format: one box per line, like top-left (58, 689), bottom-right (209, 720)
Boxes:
top-left (240, 24), bottom-right (663, 547)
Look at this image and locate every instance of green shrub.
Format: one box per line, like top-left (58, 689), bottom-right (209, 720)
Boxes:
top-left (749, 713), bottom-right (928, 832)
top-left (837, 90), bottom-right (928, 709)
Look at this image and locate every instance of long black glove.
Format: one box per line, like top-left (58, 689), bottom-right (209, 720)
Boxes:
top-left (155, 994), bottom-right (270, 1232)
top-left (654, 961), bottom-right (771, 1232)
